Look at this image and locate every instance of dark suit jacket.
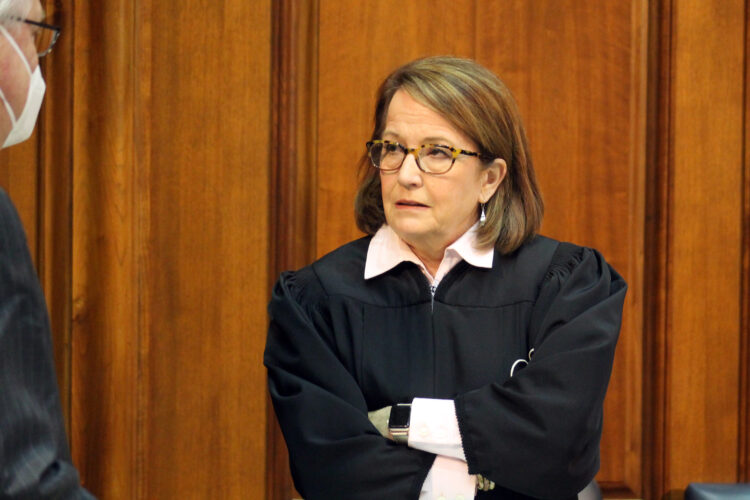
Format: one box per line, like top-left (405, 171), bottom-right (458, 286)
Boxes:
top-left (0, 188), bottom-right (93, 499)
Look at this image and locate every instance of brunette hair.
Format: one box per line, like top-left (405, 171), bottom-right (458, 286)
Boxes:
top-left (354, 56), bottom-right (543, 254)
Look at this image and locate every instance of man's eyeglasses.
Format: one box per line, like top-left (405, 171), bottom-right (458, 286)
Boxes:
top-left (366, 140), bottom-right (494, 175)
top-left (22, 18), bottom-right (61, 57)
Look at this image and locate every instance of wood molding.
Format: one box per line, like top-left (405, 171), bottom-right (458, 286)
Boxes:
top-left (38, 0), bottom-right (75, 438)
top-left (598, 481), bottom-right (640, 499)
top-left (132, 2), bottom-right (152, 497)
top-left (268, 1), bottom-right (319, 498)
top-left (741, 0), bottom-right (750, 481)
top-left (269, 0), bottom-right (318, 275)
top-left (643, 0), bottom-right (673, 497)
top-left (70, 2), bottom-right (140, 496)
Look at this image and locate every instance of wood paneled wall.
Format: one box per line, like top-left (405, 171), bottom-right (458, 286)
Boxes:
top-left (0, 1), bottom-right (748, 499)
top-left (645, 0), bottom-right (749, 497)
top-left (2, 1), bottom-right (272, 498)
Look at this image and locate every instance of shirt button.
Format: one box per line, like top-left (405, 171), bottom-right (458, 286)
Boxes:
top-left (419, 425), bottom-right (429, 438)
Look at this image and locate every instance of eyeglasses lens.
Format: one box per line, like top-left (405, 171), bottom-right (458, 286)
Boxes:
top-left (367, 142), bottom-right (399, 171)
top-left (35, 27), bottom-right (58, 56)
top-left (418, 145), bottom-right (454, 174)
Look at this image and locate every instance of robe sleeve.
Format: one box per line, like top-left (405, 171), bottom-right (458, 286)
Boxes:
top-left (264, 270), bottom-right (435, 500)
top-left (454, 245), bottom-right (627, 499)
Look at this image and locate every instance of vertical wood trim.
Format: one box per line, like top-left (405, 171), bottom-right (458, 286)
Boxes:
top-left (38, 0), bottom-right (75, 436)
top-left (741, 0), bottom-right (750, 481)
top-left (266, 6), bottom-right (291, 498)
top-left (600, 3), bottom-right (649, 497)
top-left (269, 0), bottom-right (319, 275)
top-left (268, 1), bottom-right (319, 498)
top-left (71, 2), bottom-right (139, 496)
top-left (133, 1), bottom-right (151, 497)
top-left (623, 0), bottom-right (649, 495)
top-left (643, 0), bottom-right (674, 497)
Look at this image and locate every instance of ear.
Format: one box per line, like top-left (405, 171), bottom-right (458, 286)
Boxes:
top-left (478, 158), bottom-right (507, 203)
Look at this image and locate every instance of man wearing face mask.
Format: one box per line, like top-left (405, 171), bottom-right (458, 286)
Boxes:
top-left (0, 0), bottom-right (93, 498)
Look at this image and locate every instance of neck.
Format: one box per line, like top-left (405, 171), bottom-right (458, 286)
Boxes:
top-left (408, 244), bottom-right (444, 278)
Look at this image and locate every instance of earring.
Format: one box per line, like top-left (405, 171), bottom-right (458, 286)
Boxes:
top-left (479, 203), bottom-right (486, 226)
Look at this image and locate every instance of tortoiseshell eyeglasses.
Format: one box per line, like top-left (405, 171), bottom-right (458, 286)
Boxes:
top-left (366, 140), bottom-right (494, 175)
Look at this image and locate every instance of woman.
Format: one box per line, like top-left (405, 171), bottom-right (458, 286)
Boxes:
top-left (265, 56), bottom-right (626, 500)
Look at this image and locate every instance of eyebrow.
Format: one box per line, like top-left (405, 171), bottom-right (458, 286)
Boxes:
top-left (422, 136), bottom-right (454, 145)
top-left (381, 131), bottom-right (456, 146)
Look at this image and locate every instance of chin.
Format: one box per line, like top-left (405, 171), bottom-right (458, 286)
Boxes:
top-left (390, 224), bottom-right (430, 246)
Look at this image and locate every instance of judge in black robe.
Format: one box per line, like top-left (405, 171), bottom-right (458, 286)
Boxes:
top-left (266, 235), bottom-right (625, 500)
top-left (264, 56), bottom-right (627, 500)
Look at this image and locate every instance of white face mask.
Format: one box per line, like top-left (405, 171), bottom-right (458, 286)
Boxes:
top-left (0, 24), bottom-right (46, 148)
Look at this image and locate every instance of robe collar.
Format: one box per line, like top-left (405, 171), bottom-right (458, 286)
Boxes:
top-left (364, 223), bottom-right (494, 284)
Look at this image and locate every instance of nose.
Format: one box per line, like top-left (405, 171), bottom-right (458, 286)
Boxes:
top-left (396, 151), bottom-right (423, 188)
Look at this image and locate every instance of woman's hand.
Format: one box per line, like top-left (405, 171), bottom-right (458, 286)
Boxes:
top-left (367, 405), bottom-right (392, 440)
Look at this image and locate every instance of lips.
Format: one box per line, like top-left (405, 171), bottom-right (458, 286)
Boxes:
top-left (395, 199), bottom-right (428, 208)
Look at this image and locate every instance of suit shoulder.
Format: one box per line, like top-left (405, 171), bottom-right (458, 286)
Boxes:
top-left (0, 188), bottom-right (29, 258)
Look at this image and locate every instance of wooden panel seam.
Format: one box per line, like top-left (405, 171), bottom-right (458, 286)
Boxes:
top-left (267, 1), bottom-right (319, 498)
top-left (611, 0), bottom-right (648, 496)
top-left (38, 0), bottom-right (76, 440)
top-left (643, 0), bottom-right (674, 497)
top-left (133, 0), bottom-right (152, 497)
top-left (741, 0), bottom-right (750, 481)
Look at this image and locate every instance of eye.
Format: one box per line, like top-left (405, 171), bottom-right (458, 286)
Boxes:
top-left (383, 142), bottom-right (402, 155)
top-left (424, 145), bottom-right (452, 159)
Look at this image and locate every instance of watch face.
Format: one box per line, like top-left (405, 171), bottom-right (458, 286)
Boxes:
top-left (389, 404), bottom-right (411, 429)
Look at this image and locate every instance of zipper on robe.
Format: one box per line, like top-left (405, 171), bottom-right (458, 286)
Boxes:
top-left (429, 284), bottom-right (436, 311)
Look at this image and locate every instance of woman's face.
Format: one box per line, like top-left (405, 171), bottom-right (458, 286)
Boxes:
top-left (379, 90), bottom-right (505, 257)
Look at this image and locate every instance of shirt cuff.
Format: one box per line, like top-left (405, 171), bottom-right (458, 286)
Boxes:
top-left (409, 398), bottom-right (466, 461)
top-left (420, 455), bottom-right (476, 500)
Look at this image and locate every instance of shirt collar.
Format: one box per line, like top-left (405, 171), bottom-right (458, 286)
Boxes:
top-left (364, 223), bottom-right (494, 281)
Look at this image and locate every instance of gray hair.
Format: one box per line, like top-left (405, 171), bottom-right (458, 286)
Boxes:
top-left (0, 0), bottom-right (31, 26)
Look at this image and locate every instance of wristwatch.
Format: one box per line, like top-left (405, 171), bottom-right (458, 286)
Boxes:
top-left (388, 403), bottom-right (412, 443)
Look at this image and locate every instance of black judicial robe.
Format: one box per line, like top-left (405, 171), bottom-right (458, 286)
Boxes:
top-left (264, 234), bottom-right (627, 500)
